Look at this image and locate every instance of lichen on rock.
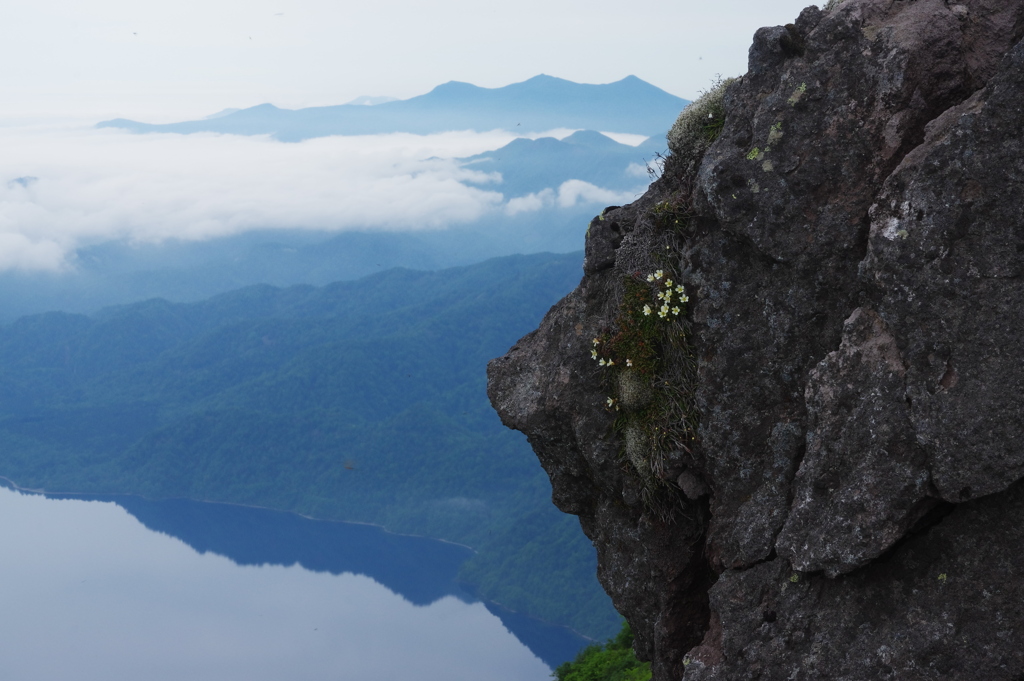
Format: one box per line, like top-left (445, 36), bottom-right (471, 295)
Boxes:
top-left (488, 1), bottom-right (1024, 679)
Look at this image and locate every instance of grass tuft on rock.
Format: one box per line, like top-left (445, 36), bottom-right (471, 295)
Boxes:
top-left (666, 76), bottom-right (735, 165)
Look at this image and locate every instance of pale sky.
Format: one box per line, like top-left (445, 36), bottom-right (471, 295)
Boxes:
top-left (2, 0), bottom-right (816, 121)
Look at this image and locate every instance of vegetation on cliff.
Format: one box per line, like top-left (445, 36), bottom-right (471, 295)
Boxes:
top-left (553, 621), bottom-right (651, 681)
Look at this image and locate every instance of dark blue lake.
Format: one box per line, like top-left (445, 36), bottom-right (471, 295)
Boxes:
top-left (0, 484), bottom-right (587, 680)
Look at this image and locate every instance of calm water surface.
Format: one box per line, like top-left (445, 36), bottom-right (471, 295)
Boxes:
top-left (0, 486), bottom-right (575, 681)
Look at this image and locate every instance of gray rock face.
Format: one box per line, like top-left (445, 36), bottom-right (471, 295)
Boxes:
top-left (685, 483), bottom-right (1024, 680)
top-left (775, 306), bottom-right (932, 577)
top-left (488, 1), bottom-right (1024, 679)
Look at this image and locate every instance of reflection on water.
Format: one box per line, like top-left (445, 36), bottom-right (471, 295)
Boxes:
top-left (103, 495), bottom-right (475, 607)
top-left (0, 485), bottom-right (585, 680)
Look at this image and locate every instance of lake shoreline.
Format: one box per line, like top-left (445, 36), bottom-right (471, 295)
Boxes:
top-left (0, 473), bottom-right (598, 647)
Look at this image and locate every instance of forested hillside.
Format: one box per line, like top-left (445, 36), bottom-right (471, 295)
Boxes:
top-left (0, 251), bottom-right (620, 639)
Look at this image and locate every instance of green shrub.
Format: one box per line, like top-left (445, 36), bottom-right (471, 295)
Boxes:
top-left (553, 621), bottom-right (651, 681)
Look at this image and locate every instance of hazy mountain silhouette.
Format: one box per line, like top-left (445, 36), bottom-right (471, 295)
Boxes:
top-left (0, 206), bottom-right (602, 322)
top-left (98, 75), bottom-right (689, 140)
top-left (460, 129), bottom-right (664, 196)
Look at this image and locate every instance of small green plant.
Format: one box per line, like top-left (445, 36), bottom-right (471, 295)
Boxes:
top-left (650, 198), bottom-right (696, 234)
top-left (667, 76), bottom-right (737, 165)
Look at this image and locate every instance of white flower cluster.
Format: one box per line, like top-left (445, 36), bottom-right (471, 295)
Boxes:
top-left (592, 337), bottom-right (632, 377)
top-left (643, 271), bottom-right (688, 319)
top-left (591, 337), bottom-right (617, 366)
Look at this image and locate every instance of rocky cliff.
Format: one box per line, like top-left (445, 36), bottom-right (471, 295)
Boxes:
top-left (488, 1), bottom-right (1024, 679)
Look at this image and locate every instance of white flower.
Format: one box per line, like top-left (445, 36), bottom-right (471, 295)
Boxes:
top-left (626, 359), bottom-right (633, 367)
top-left (591, 349), bottom-right (599, 360)
top-left (654, 269), bottom-right (664, 280)
top-left (657, 291), bottom-right (665, 300)
top-left (672, 306), bottom-right (681, 316)
top-left (607, 359), bottom-right (615, 367)
top-left (680, 294), bottom-right (690, 303)
top-left (643, 304), bottom-right (652, 316)
top-left (664, 279), bottom-right (673, 288)
top-left (675, 285), bottom-right (685, 294)
top-left (593, 338), bottom-right (600, 345)
top-left (664, 290), bottom-right (673, 301)
top-left (607, 397), bottom-right (616, 407)
top-left (658, 305), bottom-right (669, 318)
top-left (646, 274), bottom-right (655, 282)
top-left (599, 359), bottom-right (606, 366)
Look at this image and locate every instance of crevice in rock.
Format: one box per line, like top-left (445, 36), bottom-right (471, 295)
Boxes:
top-left (854, 497), bottom-right (957, 571)
top-left (851, 212), bottom-right (873, 265)
top-left (783, 432), bottom-right (808, 511)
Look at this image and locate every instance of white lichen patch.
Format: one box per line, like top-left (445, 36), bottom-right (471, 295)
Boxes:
top-left (618, 369), bottom-right (653, 410)
top-left (881, 216), bottom-right (903, 240)
top-left (624, 424), bottom-right (652, 478)
top-left (881, 201), bottom-right (915, 240)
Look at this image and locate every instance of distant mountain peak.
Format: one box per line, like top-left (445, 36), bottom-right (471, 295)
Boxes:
top-left (345, 95), bottom-right (399, 106)
top-left (429, 80), bottom-right (479, 93)
top-left (205, 108), bottom-right (241, 120)
top-left (520, 74), bottom-right (570, 84)
top-left (97, 75), bottom-right (688, 140)
top-left (560, 130), bottom-right (622, 147)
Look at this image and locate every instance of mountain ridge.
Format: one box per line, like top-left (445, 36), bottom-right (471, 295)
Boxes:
top-left (97, 75), bottom-right (689, 141)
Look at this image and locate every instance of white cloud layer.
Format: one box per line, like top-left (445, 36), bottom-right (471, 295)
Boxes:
top-left (0, 232), bottom-right (67, 272)
top-left (0, 122), bottom-right (642, 272)
top-left (505, 181), bottom-right (639, 216)
top-left (626, 162), bottom-right (653, 179)
top-left (0, 123), bottom-right (527, 272)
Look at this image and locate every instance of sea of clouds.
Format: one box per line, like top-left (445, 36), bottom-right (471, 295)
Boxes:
top-left (0, 121), bottom-right (639, 273)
